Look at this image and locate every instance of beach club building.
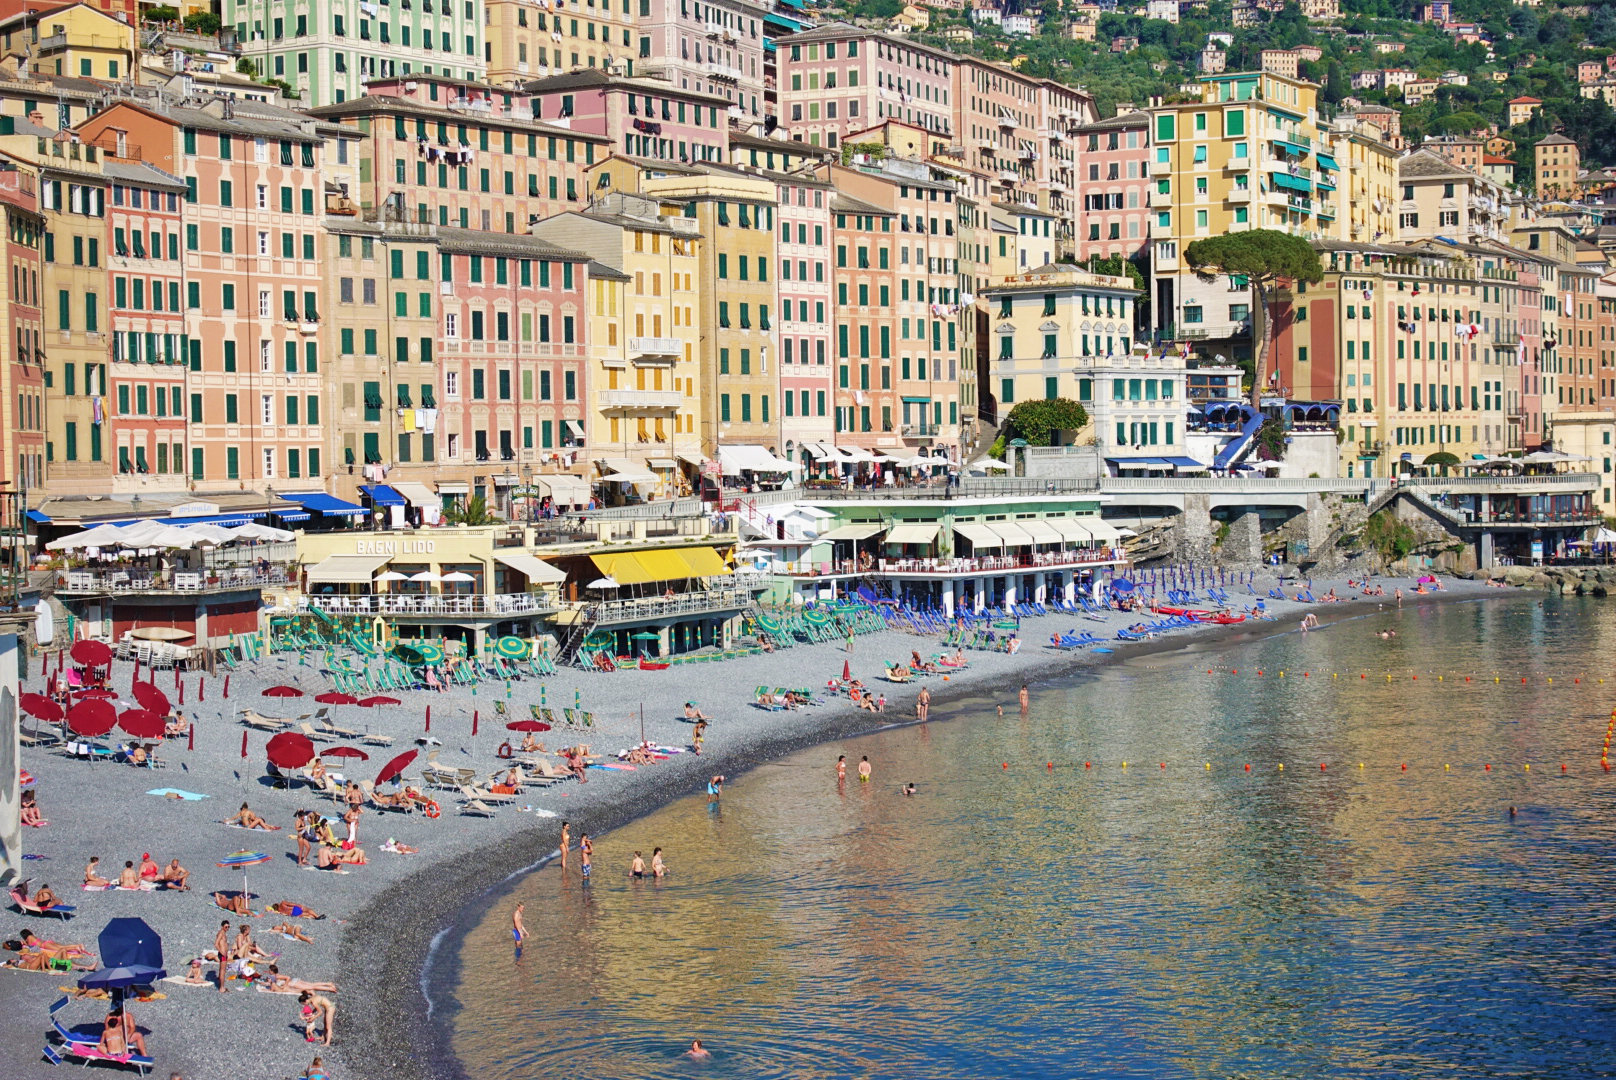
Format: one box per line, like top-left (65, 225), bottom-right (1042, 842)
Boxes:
top-left (745, 493), bottom-right (1125, 614)
top-left (290, 522), bottom-right (754, 658)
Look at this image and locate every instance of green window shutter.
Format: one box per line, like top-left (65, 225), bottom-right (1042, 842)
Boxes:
top-left (1156, 114), bottom-right (1175, 142)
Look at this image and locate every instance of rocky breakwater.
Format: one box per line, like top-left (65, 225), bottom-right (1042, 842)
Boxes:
top-left (1462, 565), bottom-right (1616, 596)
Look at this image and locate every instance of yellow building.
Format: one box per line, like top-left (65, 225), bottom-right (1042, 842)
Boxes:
top-left (1146, 70), bottom-right (1326, 356)
top-left (483, 0), bottom-right (635, 86)
top-left (1535, 134), bottom-right (1580, 200)
top-left (531, 192), bottom-right (707, 496)
top-left (592, 165), bottom-right (781, 462)
top-left (1324, 115), bottom-right (1398, 244)
top-left (0, 3), bottom-right (135, 82)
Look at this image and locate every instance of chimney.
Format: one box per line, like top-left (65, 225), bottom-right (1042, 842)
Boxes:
top-left (28, 111), bottom-right (43, 125)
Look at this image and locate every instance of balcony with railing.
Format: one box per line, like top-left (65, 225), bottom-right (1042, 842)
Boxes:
top-left (59, 567), bottom-right (291, 595)
top-left (629, 336), bottom-right (682, 358)
top-left (765, 548), bottom-right (1122, 578)
top-left (299, 592), bottom-right (559, 617)
top-left (600, 388), bottom-right (681, 411)
top-left (584, 586), bottom-right (755, 625)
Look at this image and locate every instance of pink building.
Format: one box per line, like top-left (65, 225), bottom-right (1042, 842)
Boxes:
top-left (1073, 110), bottom-right (1150, 265)
top-left (773, 169), bottom-right (835, 459)
top-left (777, 23), bottom-right (955, 149)
top-left (525, 69), bottom-right (732, 164)
top-left (434, 229), bottom-right (592, 467)
top-left (954, 56), bottom-right (1042, 209)
top-left (637, 0), bottom-right (767, 121)
top-left (106, 161), bottom-right (189, 482)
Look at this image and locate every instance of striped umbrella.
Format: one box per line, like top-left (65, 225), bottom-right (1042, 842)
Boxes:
top-left (493, 636), bottom-right (529, 660)
top-left (216, 850), bottom-right (271, 901)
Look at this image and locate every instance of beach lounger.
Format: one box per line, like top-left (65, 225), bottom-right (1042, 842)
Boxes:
top-left (239, 711), bottom-right (289, 731)
top-left (9, 880), bottom-right (75, 920)
top-left (529, 704), bottom-right (547, 723)
top-left (360, 731), bottom-right (394, 747)
top-left (460, 798), bottom-right (498, 817)
top-left (315, 716), bottom-right (360, 739)
top-left (298, 722), bottom-right (337, 743)
top-left (460, 784), bottom-right (517, 805)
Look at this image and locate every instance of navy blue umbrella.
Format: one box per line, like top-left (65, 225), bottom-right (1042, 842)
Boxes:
top-left (77, 964), bottom-right (167, 991)
top-left (98, 917), bottom-right (163, 971)
top-left (1111, 578), bottom-right (1136, 593)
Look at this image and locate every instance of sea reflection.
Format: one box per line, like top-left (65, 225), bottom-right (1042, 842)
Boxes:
top-left (448, 595), bottom-right (1616, 1080)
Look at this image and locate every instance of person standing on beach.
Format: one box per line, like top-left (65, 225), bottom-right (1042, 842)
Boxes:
top-left (512, 903), bottom-right (527, 951)
top-left (917, 686), bottom-right (930, 722)
top-left (707, 775), bottom-right (725, 803)
top-left (858, 756), bottom-right (872, 783)
top-left (651, 848), bottom-right (666, 879)
top-left (837, 755), bottom-right (847, 782)
top-left (559, 822), bottom-right (570, 870)
top-left (214, 920), bottom-right (230, 994)
top-left (579, 834), bottom-right (592, 881)
top-left (1019, 685), bottom-right (1029, 712)
top-left (630, 852), bottom-right (646, 878)
top-left (846, 630), bottom-right (855, 654)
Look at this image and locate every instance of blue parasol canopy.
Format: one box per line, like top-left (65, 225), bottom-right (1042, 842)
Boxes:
top-left (78, 964), bottom-right (167, 991)
top-left (1110, 578), bottom-right (1136, 592)
top-left (98, 917), bottom-right (163, 970)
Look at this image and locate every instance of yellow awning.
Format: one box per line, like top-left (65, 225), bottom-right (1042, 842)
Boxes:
top-left (678, 547), bottom-right (732, 577)
top-left (634, 548), bottom-right (697, 582)
top-left (591, 552), bottom-right (657, 586)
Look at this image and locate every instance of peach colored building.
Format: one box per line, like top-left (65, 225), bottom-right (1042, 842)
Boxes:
top-left (0, 165), bottom-right (42, 491)
top-left (777, 24), bottom-right (956, 149)
top-left (80, 98), bottom-right (341, 489)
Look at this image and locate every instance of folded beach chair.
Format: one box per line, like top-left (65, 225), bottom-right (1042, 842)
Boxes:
top-left (460, 798), bottom-right (498, 817)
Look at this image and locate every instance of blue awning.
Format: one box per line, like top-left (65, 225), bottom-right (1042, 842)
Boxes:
top-left (25, 509), bottom-right (49, 522)
top-left (275, 511), bottom-right (312, 522)
top-left (154, 514), bottom-right (261, 527)
top-left (1164, 457), bottom-right (1208, 469)
top-left (359, 485), bottom-right (406, 507)
top-left (283, 492), bottom-right (368, 516)
top-left (1271, 172), bottom-right (1311, 192)
top-left (1108, 456), bottom-right (1173, 467)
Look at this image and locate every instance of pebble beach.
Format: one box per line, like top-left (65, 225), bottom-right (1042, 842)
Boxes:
top-left (1, 573), bottom-right (1500, 1080)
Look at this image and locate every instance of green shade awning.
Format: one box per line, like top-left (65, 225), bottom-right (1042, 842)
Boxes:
top-left (1271, 172), bottom-right (1311, 192)
top-left (1315, 153), bottom-right (1339, 171)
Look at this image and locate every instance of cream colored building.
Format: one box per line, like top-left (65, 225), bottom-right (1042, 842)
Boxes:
top-left (1395, 149), bottom-right (1510, 245)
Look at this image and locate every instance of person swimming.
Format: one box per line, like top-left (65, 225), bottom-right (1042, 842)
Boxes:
top-left (687, 1040), bottom-right (710, 1060)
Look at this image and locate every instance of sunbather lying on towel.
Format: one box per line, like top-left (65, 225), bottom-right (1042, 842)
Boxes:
top-left (316, 844), bottom-right (366, 868)
top-left (225, 803), bottom-right (281, 831)
top-left (3, 938), bottom-right (97, 970)
top-left (212, 892), bottom-right (255, 917)
top-left (265, 901), bottom-right (326, 920)
top-left (683, 703), bottom-right (712, 721)
top-left (270, 922), bottom-right (314, 944)
top-left (263, 964), bottom-right (336, 993)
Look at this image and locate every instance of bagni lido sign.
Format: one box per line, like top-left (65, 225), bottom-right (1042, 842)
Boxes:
top-left (354, 539), bottom-right (437, 555)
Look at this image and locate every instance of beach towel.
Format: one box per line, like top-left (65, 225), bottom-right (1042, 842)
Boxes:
top-left (220, 821), bottom-right (283, 831)
top-left (304, 866), bottom-right (350, 874)
top-left (148, 788), bottom-right (209, 800)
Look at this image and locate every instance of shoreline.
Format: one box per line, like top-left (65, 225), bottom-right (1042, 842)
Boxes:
top-left (333, 580), bottom-right (1500, 1080)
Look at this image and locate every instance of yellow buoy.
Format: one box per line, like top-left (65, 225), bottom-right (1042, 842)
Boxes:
top-left (1278, 763), bottom-right (1284, 771)
top-left (1524, 764), bottom-right (1530, 771)
top-left (1205, 762), bottom-right (1211, 770)
top-left (1359, 762), bottom-right (1365, 769)
top-left (1445, 763), bottom-right (1450, 772)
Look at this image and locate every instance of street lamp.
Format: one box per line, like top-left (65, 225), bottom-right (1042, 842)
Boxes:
top-left (500, 468), bottom-right (515, 520)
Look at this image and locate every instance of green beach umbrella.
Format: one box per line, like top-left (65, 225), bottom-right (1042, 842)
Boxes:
top-left (493, 636), bottom-right (529, 660)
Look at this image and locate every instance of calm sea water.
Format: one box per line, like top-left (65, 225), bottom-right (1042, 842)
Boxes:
top-left (443, 595), bottom-right (1616, 1080)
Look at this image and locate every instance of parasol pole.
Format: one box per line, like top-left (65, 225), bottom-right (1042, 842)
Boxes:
top-left (640, 702), bottom-right (645, 749)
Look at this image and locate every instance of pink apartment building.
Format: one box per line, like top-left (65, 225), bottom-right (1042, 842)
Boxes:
top-left (955, 57), bottom-right (1042, 210)
top-left (773, 169), bottom-right (834, 460)
top-left (638, 0), bottom-right (767, 121)
top-left (434, 229), bottom-right (593, 468)
top-left (106, 161), bottom-right (188, 483)
top-left (777, 24), bottom-right (955, 149)
top-left (81, 99), bottom-right (338, 489)
top-left (525, 68), bottom-right (732, 164)
top-left (1072, 110), bottom-right (1150, 264)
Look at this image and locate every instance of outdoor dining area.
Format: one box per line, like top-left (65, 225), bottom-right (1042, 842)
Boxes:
top-left (45, 520), bottom-right (296, 594)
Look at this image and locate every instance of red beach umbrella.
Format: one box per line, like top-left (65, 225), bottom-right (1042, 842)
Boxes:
top-left (70, 639), bottom-right (113, 668)
top-left (505, 720), bottom-right (550, 732)
top-left (265, 731), bottom-right (316, 770)
top-left (321, 746), bottom-right (370, 761)
top-left (357, 696), bottom-right (401, 707)
top-left (117, 709), bottom-right (166, 739)
top-left (315, 692), bottom-right (360, 705)
top-left (842, 659), bottom-right (851, 682)
top-left (262, 686), bottom-right (304, 698)
top-left (374, 749), bottom-right (418, 785)
top-left (131, 683), bottom-right (171, 715)
top-left (66, 699), bottom-right (117, 738)
top-left (19, 694), bottom-right (63, 723)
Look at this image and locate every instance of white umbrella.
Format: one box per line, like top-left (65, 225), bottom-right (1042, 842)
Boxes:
top-left (967, 457), bottom-right (1010, 472)
top-left (46, 523), bottom-right (132, 550)
top-left (178, 523), bottom-right (240, 545)
top-left (440, 572), bottom-right (476, 583)
top-left (409, 571), bottom-right (443, 583)
top-left (129, 626), bottom-right (194, 641)
top-left (232, 523), bottom-right (295, 541)
top-left (586, 577), bottom-right (619, 589)
top-left (374, 571), bottom-right (409, 582)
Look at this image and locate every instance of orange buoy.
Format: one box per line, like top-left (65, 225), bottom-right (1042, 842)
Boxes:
top-left (1401, 763), bottom-right (1407, 771)
top-left (1484, 764), bottom-right (1491, 771)
top-left (1244, 763), bottom-right (1251, 772)
top-left (1002, 762), bottom-right (1009, 769)
top-left (1320, 763), bottom-right (1326, 771)
top-left (1160, 762), bottom-right (1166, 770)
top-left (1085, 761), bottom-right (1091, 769)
